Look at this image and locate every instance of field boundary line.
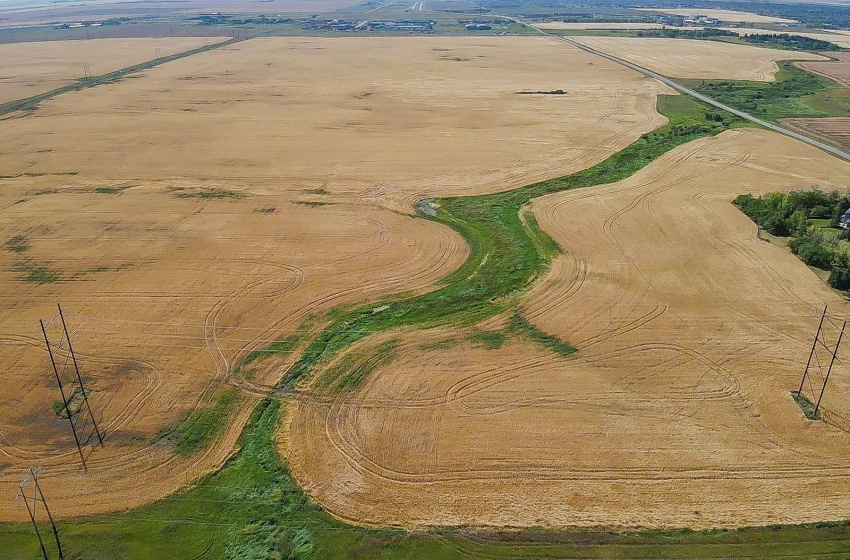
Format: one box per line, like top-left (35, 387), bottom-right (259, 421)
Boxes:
top-left (0, 36), bottom-right (250, 116)
top-left (517, 20), bottom-right (850, 162)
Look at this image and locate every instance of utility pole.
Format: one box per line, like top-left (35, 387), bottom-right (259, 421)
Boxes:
top-left (15, 467), bottom-right (64, 560)
top-left (815, 320), bottom-right (846, 416)
top-left (798, 305), bottom-right (827, 396)
top-left (58, 304), bottom-right (103, 446)
top-left (40, 319), bottom-right (87, 470)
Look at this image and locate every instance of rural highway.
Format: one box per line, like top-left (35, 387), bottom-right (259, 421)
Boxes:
top-left (525, 24), bottom-right (850, 162)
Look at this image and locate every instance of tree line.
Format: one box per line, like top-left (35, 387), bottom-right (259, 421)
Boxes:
top-left (734, 190), bottom-right (850, 290)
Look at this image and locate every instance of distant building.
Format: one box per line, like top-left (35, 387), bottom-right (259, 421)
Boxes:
top-left (839, 210), bottom-right (850, 229)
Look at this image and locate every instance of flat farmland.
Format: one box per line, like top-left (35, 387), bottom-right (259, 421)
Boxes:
top-left (0, 38), bottom-right (227, 104)
top-left (572, 37), bottom-right (825, 81)
top-left (285, 128), bottom-right (850, 528)
top-left (0, 36), bottom-right (673, 209)
top-left (536, 22), bottom-right (667, 30)
top-left (798, 51), bottom-right (850, 86)
top-left (635, 8), bottom-right (797, 24)
top-left (783, 116), bottom-right (850, 151)
top-left (0, 36), bottom-right (674, 521)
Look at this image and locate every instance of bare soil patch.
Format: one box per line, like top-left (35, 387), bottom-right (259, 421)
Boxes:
top-left (285, 129), bottom-right (850, 529)
top-left (0, 36), bottom-right (671, 520)
top-left (572, 36), bottom-right (825, 81)
top-left (0, 38), bottom-right (228, 104)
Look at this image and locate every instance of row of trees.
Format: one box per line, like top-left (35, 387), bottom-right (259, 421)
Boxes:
top-left (734, 190), bottom-right (850, 290)
top-left (635, 28), bottom-right (737, 38)
top-left (741, 33), bottom-right (842, 51)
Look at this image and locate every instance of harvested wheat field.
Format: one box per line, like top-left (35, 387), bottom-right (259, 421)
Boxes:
top-left (0, 36), bottom-right (673, 520)
top-left (708, 27), bottom-right (850, 49)
top-left (0, 38), bottom-right (227, 104)
top-left (536, 22), bottom-right (666, 30)
top-left (0, 177), bottom-right (468, 519)
top-left (0, 36), bottom-right (672, 210)
top-left (636, 8), bottom-right (797, 24)
top-left (798, 52), bottom-right (850, 86)
top-left (572, 37), bottom-right (825, 81)
top-left (285, 128), bottom-right (850, 529)
top-left (783, 117), bottom-right (850, 151)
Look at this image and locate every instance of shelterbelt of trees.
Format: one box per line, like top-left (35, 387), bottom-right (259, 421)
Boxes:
top-left (735, 190), bottom-right (850, 289)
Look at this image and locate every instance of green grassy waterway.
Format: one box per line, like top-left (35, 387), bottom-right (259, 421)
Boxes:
top-left (8, 95), bottom-right (850, 558)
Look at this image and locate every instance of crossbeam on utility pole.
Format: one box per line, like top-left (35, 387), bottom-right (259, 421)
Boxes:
top-left (15, 467), bottom-right (65, 560)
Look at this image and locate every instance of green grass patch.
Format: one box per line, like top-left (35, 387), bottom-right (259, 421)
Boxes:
top-left (93, 186), bottom-right (130, 194)
top-left (3, 235), bottom-right (28, 253)
top-left (304, 188), bottom-right (330, 195)
top-left (51, 389), bottom-right (86, 419)
top-left (509, 313), bottom-right (576, 357)
top-left (157, 389), bottom-right (239, 456)
top-left (683, 61), bottom-right (850, 122)
top-left (12, 259), bottom-right (61, 284)
top-left (469, 330), bottom-right (507, 349)
top-left (173, 188), bottom-right (245, 200)
top-left (792, 391), bottom-right (821, 420)
top-left (316, 338), bottom-right (399, 391)
top-left (296, 200), bottom-right (334, 207)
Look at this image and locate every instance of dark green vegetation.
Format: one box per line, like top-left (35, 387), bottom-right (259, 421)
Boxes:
top-left (7, 398), bottom-right (850, 559)
top-left (742, 33), bottom-right (842, 52)
top-left (509, 313), bottom-right (576, 357)
top-left (93, 186), bottom-right (131, 194)
top-left (3, 235), bottom-right (28, 253)
top-left (685, 61), bottom-right (850, 121)
top-left (0, 37), bottom-right (247, 116)
top-left (172, 188), bottom-right (245, 200)
top-left (516, 89), bottom-right (566, 94)
top-left (156, 389), bottom-right (239, 455)
top-left (51, 389), bottom-right (84, 419)
top-left (636, 28), bottom-right (737, 39)
top-left (295, 201), bottom-right (335, 207)
top-left (734, 190), bottom-right (850, 290)
top-left (11, 259), bottom-right (61, 284)
top-left (792, 391), bottom-right (821, 420)
top-left (469, 329), bottom-right (507, 349)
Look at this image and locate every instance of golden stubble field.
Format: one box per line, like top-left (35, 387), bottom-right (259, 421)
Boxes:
top-left (0, 35), bottom-right (674, 520)
top-left (571, 36), bottom-right (825, 81)
top-left (285, 128), bottom-right (850, 529)
top-left (0, 37), bottom-right (227, 104)
top-left (635, 8), bottom-right (797, 24)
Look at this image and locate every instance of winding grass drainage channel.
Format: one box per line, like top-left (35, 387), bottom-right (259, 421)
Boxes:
top-left (0, 36), bottom-right (248, 116)
top-left (272, 95), bottom-right (739, 392)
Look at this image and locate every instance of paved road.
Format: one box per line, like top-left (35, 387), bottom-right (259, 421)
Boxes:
top-left (527, 24), bottom-right (850, 162)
